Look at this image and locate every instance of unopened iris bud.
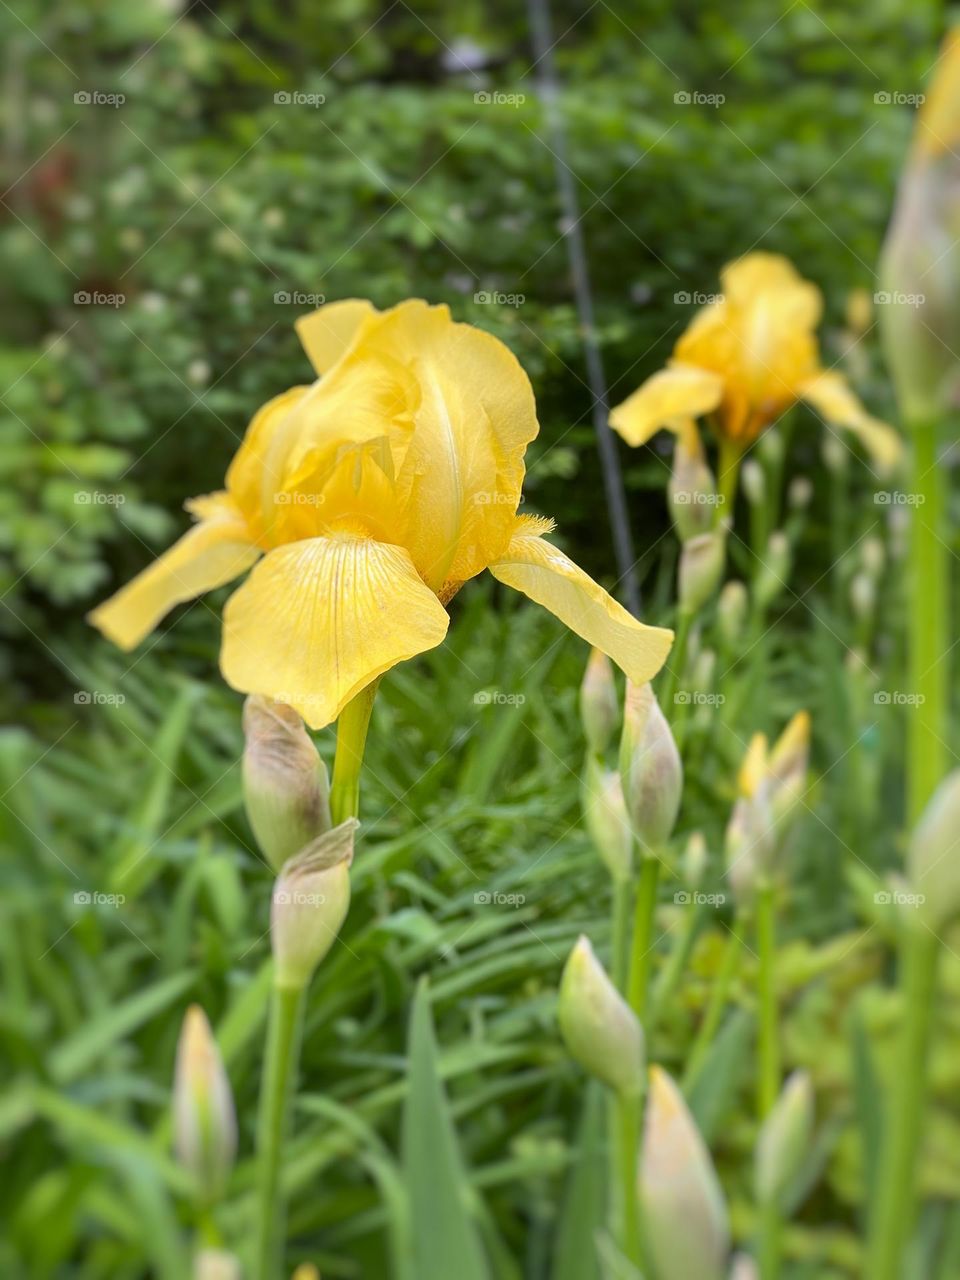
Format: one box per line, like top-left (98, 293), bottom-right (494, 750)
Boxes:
top-left (272, 819), bottom-right (355, 989)
top-left (753, 532), bottom-right (790, 613)
top-left (767, 710), bottom-right (810, 834)
top-left (619, 681), bottom-right (682, 849)
top-left (717, 580), bottom-right (748, 648)
top-left (880, 30), bottom-right (960, 420)
top-left (861, 536), bottom-right (885, 579)
top-left (291, 1267), bottom-right (320, 1280)
top-left (850, 572), bottom-right (875, 622)
top-left (558, 935), bottom-right (644, 1096)
top-left (692, 647), bottom-right (716, 693)
top-left (741, 458), bottom-right (766, 507)
top-left (907, 770), bottom-right (960, 930)
top-left (756, 427), bottom-right (784, 468)
top-left (579, 648), bottom-right (619, 757)
top-left (821, 435), bottom-right (849, 475)
top-left (846, 287), bottom-right (873, 337)
top-left (640, 1067), bottom-right (730, 1280)
top-left (725, 791), bottom-right (775, 903)
top-left (668, 428), bottom-right (717, 542)
top-left (684, 831), bottom-right (708, 889)
top-left (787, 476), bottom-right (812, 512)
top-left (729, 1254), bottom-right (760, 1280)
top-left (755, 1069), bottom-right (814, 1209)
top-left (582, 755), bottom-right (633, 883)
top-left (243, 695), bottom-right (331, 872)
top-left (173, 1005), bottom-right (237, 1200)
top-left (194, 1250), bottom-right (242, 1280)
top-left (679, 529), bottom-right (726, 614)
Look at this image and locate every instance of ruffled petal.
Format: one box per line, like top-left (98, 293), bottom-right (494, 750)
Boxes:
top-left (489, 518), bottom-right (673, 685)
top-left (220, 534), bottom-right (450, 729)
top-left (609, 363), bottom-right (724, 446)
top-left (295, 299), bottom-right (377, 375)
top-left (89, 492), bottom-right (259, 651)
top-left (799, 370), bottom-right (903, 473)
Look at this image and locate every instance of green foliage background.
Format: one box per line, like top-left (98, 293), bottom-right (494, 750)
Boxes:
top-left (2, 2), bottom-right (956, 1278)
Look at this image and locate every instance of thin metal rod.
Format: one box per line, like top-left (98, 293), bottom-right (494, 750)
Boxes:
top-left (525, 0), bottom-right (642, 615)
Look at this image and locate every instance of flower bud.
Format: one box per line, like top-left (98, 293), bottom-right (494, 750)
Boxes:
top-left (741, 458), bottom-right (766, 506)
top-left (850, 572), bottom-right (875, 622)
top-left (907, 770), bottom-right (960, 930)
top-left (173, 1005), bottom-right (237, 1199)
top-left (619, 681), bottom-right (682, 849)
top-left (753, 532), bottom-right (790, 613)
top-left (692, 647), bottom-right (716, 693)
top-left (684, 831), bottom-right (708, 890)
top-left (757, 427), bottom-right (784, 468)
top-left (194, 1250), bottom-right (242, 1280)
top-left (729, 1254), bottom-right (759, 1280)
top-left (846, 287), bottom-right (873, 337)
top-left (679, 529), bottom-right (726, 614)
top-left (861, 535), bottom-right (885, 579)
top-left (766, 710), bottom-right (810, 834)
top-left (581, 755), bottom-right (633, 883)
top-left (668, 428), bottom-right (717, 542)
top-left (558, 935), bottom-right (644, 1096)
top-left (725, 792), bottom-right (775, 903)
top-left (754, 1069), bottom-right (814, 1208)
top-left (291, 1268), bottom-right (320, 1280)
top-left (640, 1066), bottom-right (730, 1280)
top-left (243, 695), bottom-right (331, 872)
top-left (579, 648), bottom-right (619, 757)
top-left (880, 30), bottom-right (960, 420)
top-left (272, 819), bottom-right (355, 989)
top-left (821, 434), bottom-right (849, 475)
top-left (717, 580), bottom-right (748, 648)
top-left (787, 476), bottom-right (812, 512)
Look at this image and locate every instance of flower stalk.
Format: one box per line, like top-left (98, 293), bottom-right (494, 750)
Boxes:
top-left (330, 683), bottom-right (378, 825)
top-left (756, 882), bottom-right (779, 1120)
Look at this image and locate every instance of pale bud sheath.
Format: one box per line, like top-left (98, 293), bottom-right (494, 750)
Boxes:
top-left (907, 770), bottom-right (960, 930)
top-left (242, 695), bottom-right (332, 872)
top-left (272, 818), bottom-right (356, 989)
top-left (581, 755), bottom-right (633, 883)
top-left (717, 580), bottom-right (748, 648)
top-left (668, 427), bottom-right (717, 542)
top-left (579, 648), bottom-right (619, 757)
top-left (173, 1005), bottom-right (237, 1199)
top-left (619, 681), bottom-right (682, 849)
top-left (640, 1067), bottom-right (730, 1280)
top-left (741, 458), bottom-right (766, 507)
top-left (558, 935), bottom-right (644, 1096)
top-left (679, 529), bottom-right (726, 614)
top-left (754, 1069), bottom-right (814, 1207)
top-left (193, 1250), bottom-right (242, 1280)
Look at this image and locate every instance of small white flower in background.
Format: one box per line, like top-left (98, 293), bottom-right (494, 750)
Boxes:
top-left (187, 358), bottom-right (211, 387)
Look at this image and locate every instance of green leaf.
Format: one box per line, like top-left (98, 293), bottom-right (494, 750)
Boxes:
top-left (401, 978), bottom-right (490, 1280)
top-left (551, 1081), bottom-right (607, 1280)
top-left (687, 1008), bottom-right (754, 1144)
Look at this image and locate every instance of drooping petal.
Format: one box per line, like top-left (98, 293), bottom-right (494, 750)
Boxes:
top-left (489, 517), bottom-right (673, 685)
top-left (799, 370), bottom-right (903, 473)
top-left (609, 363), bottom-right (723, 447)
top-left (88, 493), bottom-right (260, 651)
top-left (295, 299), bottom-right (377, 375)
top-left (220, 534), bottom-right (450, 729)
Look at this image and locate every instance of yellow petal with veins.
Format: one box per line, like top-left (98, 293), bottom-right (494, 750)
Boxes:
top-left (220, 534), bottom-right (450, 729)
top-left (489, 518), bottom-right (673, 685)
top-left (88, 492), bottom-right (259, 650)
top-left (800, 370), bottom-right (902, 473)
top-left (609, 363), bottom-right (724, 446)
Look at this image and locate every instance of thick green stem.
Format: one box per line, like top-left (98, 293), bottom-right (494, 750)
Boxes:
top-left (866, 926), bottom-right (940, 1280)
top-left (756, 883), bottom-right (779, 1120)
top-left (628, 855), bottom-right (661, 1020)
top-left (683, 918), bottom-right (743, 1090)
top-left (907, 419), bottom-right (949, 825)
top-left (717, 436), bottom-right (744, 521)
top-left (757, 1197), bottom-right (783, 1280)
top-left (330, 683), bottom-right (378, 825)
top-left (255, 981), bottom-right (307, 1280)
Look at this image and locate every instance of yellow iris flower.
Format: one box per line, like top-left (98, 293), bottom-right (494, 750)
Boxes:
top-left (90, 299), bottom-right (673, 728)
top-left (609, 253), bottom-right (901, 471)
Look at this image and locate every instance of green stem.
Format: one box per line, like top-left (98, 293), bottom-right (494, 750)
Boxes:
top-left (330, 682), bottom-right (378, 825)
top-left (716, 436), bottom-right (744, 520)
top-left (757, 1197), bottom-right (783, 1280)
top-left (683, 916), bottom-right (742, 1090)
top-left (907, 418), bottom-right (949, 825)
top-left (614, 1088), bottom-right (644, 1270)
top-left (255, 981), bottom-right (307, 1280)
top-left (659, 606), bottom-right (693, 713)
top-left (628, 854), bottom-right (661, 1020)
top-left (649, 900), bottom-right (704, 1028)
top-left (756, 883), bottom-right (779, 1120)
top-left (866, 926), bottom-right (940, 1280)
top-left (607, 874), bottom-right (634, 1258)
top-left (611, 875), bottom-right (632, 993)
